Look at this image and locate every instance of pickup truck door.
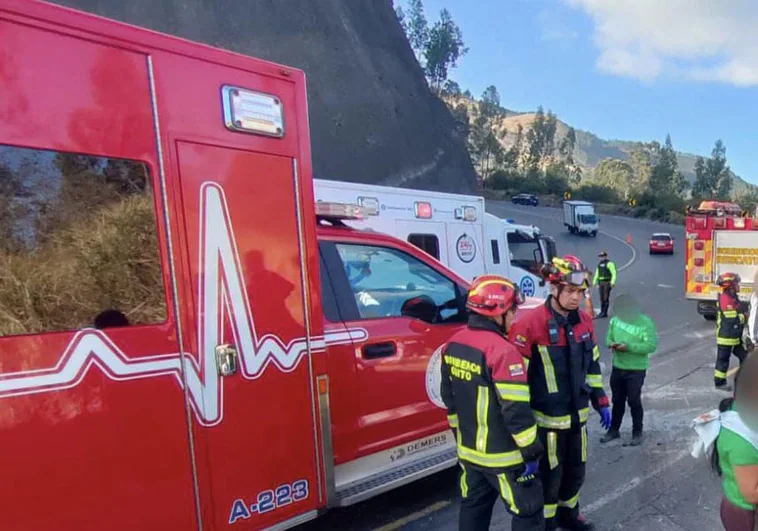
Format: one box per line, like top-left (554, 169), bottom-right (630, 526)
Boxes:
top-left (319, 237), bottom-right (467, 478)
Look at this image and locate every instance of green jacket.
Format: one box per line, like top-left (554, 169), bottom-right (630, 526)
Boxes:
top-left (605, 314), bottom-right (658, 371)
top-left (593, 260), bottom-right (617, 285)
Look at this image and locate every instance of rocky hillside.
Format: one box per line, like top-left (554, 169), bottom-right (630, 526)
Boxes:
top-left (51, 0), bottom-right (478, 193)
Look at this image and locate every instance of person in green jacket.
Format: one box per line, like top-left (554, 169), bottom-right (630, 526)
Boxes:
top-left (600, 294), bottom-right (657, 446)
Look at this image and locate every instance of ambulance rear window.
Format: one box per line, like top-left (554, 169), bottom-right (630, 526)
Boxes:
top-left (0, 145), bottom-right (167, 336)
top-left (408, 234), bottom-right (440, 260)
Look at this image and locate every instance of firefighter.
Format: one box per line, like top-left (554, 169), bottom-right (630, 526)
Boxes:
top-left (509, 256), bottom-right (611, 531)
top-left (715, 272), bottom-right (748, 391)
top-left (593, 251), bottom-right (617, 318)
top-left (441, 274), bottom-right (544, 531)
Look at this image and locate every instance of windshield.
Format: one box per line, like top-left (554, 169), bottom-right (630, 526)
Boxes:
top-left (507, 231), bottom-right (543, 274)
top-left (652, 234), bottom-right (671, 241)
top-left (579, 214), bottom-right (597, 224)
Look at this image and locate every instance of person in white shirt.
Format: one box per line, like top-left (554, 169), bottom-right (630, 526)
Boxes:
top-left (748, 270), bottom-right (758, 349)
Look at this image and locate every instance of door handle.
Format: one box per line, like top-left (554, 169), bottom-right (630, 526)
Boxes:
top-left (362, 342), bottom-right (396, 359)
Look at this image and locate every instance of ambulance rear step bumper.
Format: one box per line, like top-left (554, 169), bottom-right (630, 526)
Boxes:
top-left (335, 448), bottom-right (458, 507)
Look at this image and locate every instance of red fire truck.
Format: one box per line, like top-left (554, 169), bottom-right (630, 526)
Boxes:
top-left (0, 1), bottom-right (491, 529)
top-left (685, 200), bottom-right (755, 319)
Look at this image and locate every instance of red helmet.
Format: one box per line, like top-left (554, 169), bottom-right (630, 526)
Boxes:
top-left (466, 275), bottom-right (525, 318)
top-left (542, 255), bottom-right (590, 289)
top-left (717, 272), bottom-right (741, 289)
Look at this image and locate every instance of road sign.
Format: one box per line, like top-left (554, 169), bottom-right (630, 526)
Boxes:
top-left (564, 191), bottom-right (571, 200)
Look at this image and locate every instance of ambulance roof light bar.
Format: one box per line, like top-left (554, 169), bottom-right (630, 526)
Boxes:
top-left (315, 201), bottom-right (366, 220)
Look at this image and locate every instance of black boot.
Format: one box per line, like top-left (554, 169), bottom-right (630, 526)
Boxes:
top-left (626, 432), bottom-right (643, 447)
top-left (599, 430), bottom-right (620, 443)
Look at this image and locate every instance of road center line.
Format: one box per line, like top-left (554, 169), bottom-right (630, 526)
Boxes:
top-left (371, 500), bottom-right (452, 531)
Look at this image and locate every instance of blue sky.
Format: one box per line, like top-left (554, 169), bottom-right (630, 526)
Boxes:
top-left (413, 0), bottom-right (758, 183)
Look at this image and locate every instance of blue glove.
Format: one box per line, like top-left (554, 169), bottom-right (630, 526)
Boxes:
top-left (517, 460), bottom-right (539, 484)
top-left (599, 407), bottom-right (612, 430)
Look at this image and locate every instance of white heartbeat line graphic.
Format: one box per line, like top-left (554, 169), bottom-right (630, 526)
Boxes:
top-left (0, 182), bottom-right (367, 426)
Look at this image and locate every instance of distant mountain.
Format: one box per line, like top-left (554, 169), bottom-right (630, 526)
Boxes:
top-left (448, 94), bottom-right (755, 197)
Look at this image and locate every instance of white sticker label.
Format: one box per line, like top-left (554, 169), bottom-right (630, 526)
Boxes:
top-left (425, 345), bottom-right (446, 409)
top-left (456, 233), bottom-right (476, 263)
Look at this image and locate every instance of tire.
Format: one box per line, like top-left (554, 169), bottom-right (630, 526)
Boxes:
top-left (591, 231), bottom-right (598, 237)
top-left (704, 313), bottom-right (717, 321)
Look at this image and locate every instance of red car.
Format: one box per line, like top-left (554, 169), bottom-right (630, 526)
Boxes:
top-left (650, 232), bottom-right (675, 254)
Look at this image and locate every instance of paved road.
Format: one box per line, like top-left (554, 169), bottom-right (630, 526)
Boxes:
top-left (299, 203), bottom-right (732, 531)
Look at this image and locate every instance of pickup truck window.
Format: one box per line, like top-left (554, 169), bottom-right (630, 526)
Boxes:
top-left (0, 144), bottom-right (167, 336)
top-left (333, 242), bottom-right (465, 324)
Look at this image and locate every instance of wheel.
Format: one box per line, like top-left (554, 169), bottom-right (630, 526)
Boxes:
top-left (704, 313), bottom-right (717, 321)
top-left (591, 231), bottom-right (598, 237)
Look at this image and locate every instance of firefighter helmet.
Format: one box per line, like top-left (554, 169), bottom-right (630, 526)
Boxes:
top-left (466, 275), bottom-right (525, 318)
top-left (717, 272), bottom-right (741, 289)
top-left (542, 255), bottom-right (590, 289)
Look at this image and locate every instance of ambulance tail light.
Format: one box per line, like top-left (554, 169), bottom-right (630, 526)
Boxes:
top-left (415, 201), bottom-right (432, 219)
top-left (694, 241), bottom-right (705, 251)
top-left (713, 217), bottom-right (726, 229)
top-left (315, 201), bottom-right (365, 220)
top-left (357, 196), bottom-right (380, 216)
top-left (694, 258), bottom-right (704, 267)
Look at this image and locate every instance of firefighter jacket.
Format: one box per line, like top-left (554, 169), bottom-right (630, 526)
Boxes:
top-left (509, 299), bottom-right (609, 430)
top-left (718, 291), bottom-right (745, 347)
top-left (593, 259), bottom-right (617, 285)
top-left (440, 314), bottom-right (543, 471)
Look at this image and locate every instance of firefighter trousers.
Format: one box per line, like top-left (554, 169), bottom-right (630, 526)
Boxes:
top-left (538, 423), bottom-right (587, 530)
top-left (458, 462), bottom-right (544, 531)
top-left (715, 344), bottom-right (747, 386)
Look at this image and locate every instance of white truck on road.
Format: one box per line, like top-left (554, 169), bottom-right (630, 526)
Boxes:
top-left (564, 200), bottom-right (599, 237)
top-left (314, 179), bottom-right (556, 299)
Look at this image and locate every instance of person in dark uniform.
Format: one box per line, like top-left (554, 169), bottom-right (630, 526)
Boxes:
top-left (593, 251), bottom-right (617, 318)
top-left (715, 272), bottom-right (748, 391)
top-left (441, 274), bottom-right (544, 531)
top-left (510, 256), bottom-right (611, 531)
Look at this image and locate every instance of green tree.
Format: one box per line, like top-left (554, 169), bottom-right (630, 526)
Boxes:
top-left (404, 0), bottom-right (428, 58)
top-left (692, 139), bottom-right (731, 199)
top-left (629, 145), bottom-right (653, 192)
top-left (649, 134), bottom-right (679, 195)
top-left (593, 158), bottom-right (635, 196)
top-left (424, 9), bottom-right (468, 91)
top-left (443, 80), bottom-right (462, 96)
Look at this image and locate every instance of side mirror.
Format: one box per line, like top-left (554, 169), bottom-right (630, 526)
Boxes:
top-left (401, 295), bottom-right (438, 324)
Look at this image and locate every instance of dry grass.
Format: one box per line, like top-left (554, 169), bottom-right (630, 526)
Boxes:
top-left (0, 194), bottom-right (166, 336)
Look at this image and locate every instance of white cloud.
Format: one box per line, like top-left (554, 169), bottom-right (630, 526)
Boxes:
top-left (564, 0), bottom-right (758, 86)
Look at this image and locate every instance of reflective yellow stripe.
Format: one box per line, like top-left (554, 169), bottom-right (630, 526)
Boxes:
top-left (498, 473), bottom-right (519, 515)
top-left (470, 279), bottom-right (513, 296)
top-left (476, 386), bottom-right (489, 452)
top-left (533, 410), bottom-right (572, 430)
top-left (715, 369), bottom-right (728, 379)
top-left (717, 337), bottom-right (740, 346)
top-left (559, 493), bottom-right (580, 509)
top-left (548, 431), bottom-right (559, 470)
top-left (496, 383), bottom-right (530, 402)
top-left (524, 357), bottom-right (530, 370)
top-left (457, 445), bottom-right (524, 468)
top-left (586, 373), bottom-right (603, 389)
top-left (538, 345), bottom-right (559, 394)
top-left (722, 310), bottom-right (738, 318)
top-left (512, 424), bottom-right (538, 448)
top-left (460, 463), bottom-right (468, 498)
top-left (447, 414), bottom-right (459, 428)
top-left (544, 504), bottom-right (558, 519)
top-left (579, 407), bottom-right (590, 424)
top-left (581, 425), bottom-right (588, 463)
top-left (593, 345), bottom-right (600, 361)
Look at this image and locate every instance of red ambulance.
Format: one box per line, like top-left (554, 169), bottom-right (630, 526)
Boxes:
top-left (0, 1), bottom-right (478, 529)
